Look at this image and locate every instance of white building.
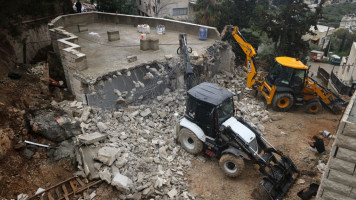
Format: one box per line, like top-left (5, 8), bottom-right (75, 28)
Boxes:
top-left (136, 0), bottom-right (196, 21)
top-left (304, 25), bottom-right (336, 48)
top-left (337, 42), bottom-right (356, 86)
top-left (340, 14), bottom-right (356, 31)
top-left (329, 42), bottom-right (356, 95)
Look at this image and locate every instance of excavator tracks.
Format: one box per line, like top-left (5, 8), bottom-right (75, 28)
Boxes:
top-left (28, 177), bottom-right (102, 200)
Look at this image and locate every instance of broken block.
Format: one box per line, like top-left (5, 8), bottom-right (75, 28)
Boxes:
top-left (165, 55), bottom-right (173, 60)
top-left (111, 173), bottom-right (133, 193)
top-left (107, 30), bottom-right (120, 41)
top-left (127, 55), bottom-right (137, 63)
top-left (77, 24), bottom-right (88, 32)
top-left (97, 147), bottom-right (120, 166)
top-left (78, 132), bottom-right (107, 144)
top-left (150, 38), bottom-right (159, 51)
top-left (140, 39), bottom-right (150, 51)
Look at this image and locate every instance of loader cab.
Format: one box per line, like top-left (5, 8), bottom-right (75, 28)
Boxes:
top-left (266, 57), bottom-right (308, 93)
top-left (185, 82), bottom-right (235, 138)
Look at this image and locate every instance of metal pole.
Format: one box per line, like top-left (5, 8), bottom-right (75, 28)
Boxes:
top-left (22, 37), bottom-right (27, 65)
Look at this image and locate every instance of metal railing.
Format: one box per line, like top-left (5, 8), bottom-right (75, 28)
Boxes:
top-left (330, 70), bottom-right (355, 96)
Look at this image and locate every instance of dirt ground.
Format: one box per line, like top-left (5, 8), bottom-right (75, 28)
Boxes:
top-left (0, 60), bottom-right (75, 199)
top-left (187, 99), bottom-right (343, 200)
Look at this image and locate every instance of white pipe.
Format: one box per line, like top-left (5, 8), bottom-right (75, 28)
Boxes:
top-left (24, 140), bottom-right (51, 148)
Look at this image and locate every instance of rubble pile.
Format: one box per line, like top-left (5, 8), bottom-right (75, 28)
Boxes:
top-left (49, 66), bottom-right (269, 199)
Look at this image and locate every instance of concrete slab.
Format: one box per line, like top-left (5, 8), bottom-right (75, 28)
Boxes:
top-left (78, 132), bottom-right (106, 144)
top-left (63, 23), bottom-right (216, 79)
top-left (80, 146), bottom-right (100, 180)
top-left (97, 146), bottom-right (120, 166)
top-left (111, 173), bottom-right (133, 193)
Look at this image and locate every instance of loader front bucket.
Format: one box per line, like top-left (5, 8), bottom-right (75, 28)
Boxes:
top-left (325, 98), bottom-right (348, 114)
top-left (256, 155), bottom-right (299, 200)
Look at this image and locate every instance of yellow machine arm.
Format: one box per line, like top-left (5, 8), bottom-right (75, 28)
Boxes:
top-left (222, 25), bottom-right (258, 88)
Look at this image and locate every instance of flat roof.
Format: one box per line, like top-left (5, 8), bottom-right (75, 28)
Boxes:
top-left (63, 23), bottom-right (216, 79)
top-left (188, 82), bottom-right (234, 106)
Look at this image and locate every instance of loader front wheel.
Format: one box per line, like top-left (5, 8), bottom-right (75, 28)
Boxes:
top-left (219, 154), bottom-right (245, 178)
top-left (306, 101), bottom-right (322, 114)
top-left (179, 128), bottom-right (203, 155)
top-left (272, 93), bottom-right (294, 112)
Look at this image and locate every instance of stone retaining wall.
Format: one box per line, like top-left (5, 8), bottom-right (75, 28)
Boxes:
top-left (317, 92), bottom-right (356, 199)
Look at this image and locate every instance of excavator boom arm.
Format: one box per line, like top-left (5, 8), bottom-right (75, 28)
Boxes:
top-left (222, 25), bottom-right (258, 88)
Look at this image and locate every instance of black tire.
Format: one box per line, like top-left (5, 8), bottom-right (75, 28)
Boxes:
top-left (179, 128), bottom-right (203, 155)
top-left (219, 154), bottom-right (245, 178)
top-left (306, 101), bottom-right (322, 114)
top-left (272, 93), bottom-right (294, 112)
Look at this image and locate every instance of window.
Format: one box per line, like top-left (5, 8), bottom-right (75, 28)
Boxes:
top-left (217, 98), bottom-right (234, 124)
top-left (173, 8), bottom-right (188, 16)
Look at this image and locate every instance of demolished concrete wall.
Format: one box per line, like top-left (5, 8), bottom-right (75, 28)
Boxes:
top-left (316, 92), bottom-right (356, 199)
top-left (48, 13), bottom-right (233, 109)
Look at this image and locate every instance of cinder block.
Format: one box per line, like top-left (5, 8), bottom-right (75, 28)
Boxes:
top-left (336, 134), bottom-right (356, 151)
top-left (107, 30), bottom-right (120, 41)
top-left (321, 190), bottom-right (354, 200)
top-left (140, 39), bottom-right (150, 51)
top-left (322, 179), bottom-right (352, 196)
top-left (150, 38), bottom-right (159, 50)
top-left (329, 158), bottom-right (355, 175)
top-left (140, 38), bottom-right (159, 51)
top-left (328, 169), bottom-right (356, 188)
top-left (350, 188), bottom-right (356, 199)
top-left (336, 147), bottom-right (356, 166)
top-left (77, 24), bottom-right (88, 32)
top-left (343, 122), bottom-right (356, 137)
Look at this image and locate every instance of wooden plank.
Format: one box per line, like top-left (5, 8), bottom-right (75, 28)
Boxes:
top-left (69, 180), bottom-right (77, 194)
top-left (58, 180), bottom-right (103, 200)
top-left (62, 185), bottom-right (69, 200)
top-left (75, 177), bottom-right (85, 187)
top-left (27, 177), bottom-right (76, 199)
top-left (55, 188), bottom-right (61, 199)
top-left (48, 192), bottom-right (55, 200)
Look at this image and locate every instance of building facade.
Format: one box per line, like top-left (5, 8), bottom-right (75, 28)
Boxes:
top-left (340, 14), bottom-right (356, 31)
top-left (330, 42), bottom-right (356, 95)
top-left (136, 0), bottom-right (196, 21)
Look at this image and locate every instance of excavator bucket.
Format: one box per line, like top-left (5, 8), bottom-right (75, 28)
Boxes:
top-left (229, 120), bottom-right (299, 199)
top-left (256, 153), bottom-right (299, 200)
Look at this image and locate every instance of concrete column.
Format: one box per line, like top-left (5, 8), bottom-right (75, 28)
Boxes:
top-left (107, 30), bottom-right (120, 41)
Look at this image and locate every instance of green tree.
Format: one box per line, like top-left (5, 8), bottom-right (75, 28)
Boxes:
top-left (261, 0), bottom-right (325, 58)
top-left (97, 0), bottom-right (137, 14)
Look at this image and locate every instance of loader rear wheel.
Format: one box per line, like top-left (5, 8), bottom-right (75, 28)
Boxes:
top-left (306, 101), bottom-right (322, 114)
top-left (272, 93), bottom-right (294, 112)
top-left (179, 128), bottom-right (203, 155)
top-left (219, 154), bottom-right (245, 178)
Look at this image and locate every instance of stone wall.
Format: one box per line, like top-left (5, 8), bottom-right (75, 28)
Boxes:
top-left (49, 12), bottom-right (220, 40)
top-left (316, 92), bottom-right (356, 199)
top-left (49, 27), bottom-right (87, 102)
top-left (48, 12), bottom-right (228, 108)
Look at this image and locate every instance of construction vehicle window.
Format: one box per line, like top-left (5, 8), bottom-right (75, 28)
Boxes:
top-left (267, 62), bottom-right (282, 84)
top-left (217, 98), bottom-right (234, 124)
top-left (186, 97), bottom-right (197, 119)
top-left (291, 69), bottom-right (305, 88)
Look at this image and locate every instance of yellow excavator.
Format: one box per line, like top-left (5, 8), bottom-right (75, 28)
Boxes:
top-left (222, 25), bottom-right (346, 113)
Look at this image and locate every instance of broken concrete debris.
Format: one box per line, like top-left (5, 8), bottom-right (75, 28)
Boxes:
top-left (112, 173), bottom-right (133, 193)
top-left (78, 132), bottom-right (106, 144)
top-left (96, 147), bottom-right (120, 166)
top-left (127, 56), bottom-right (137, 63)
top-left (48, 65), bottom-right (270, 199)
